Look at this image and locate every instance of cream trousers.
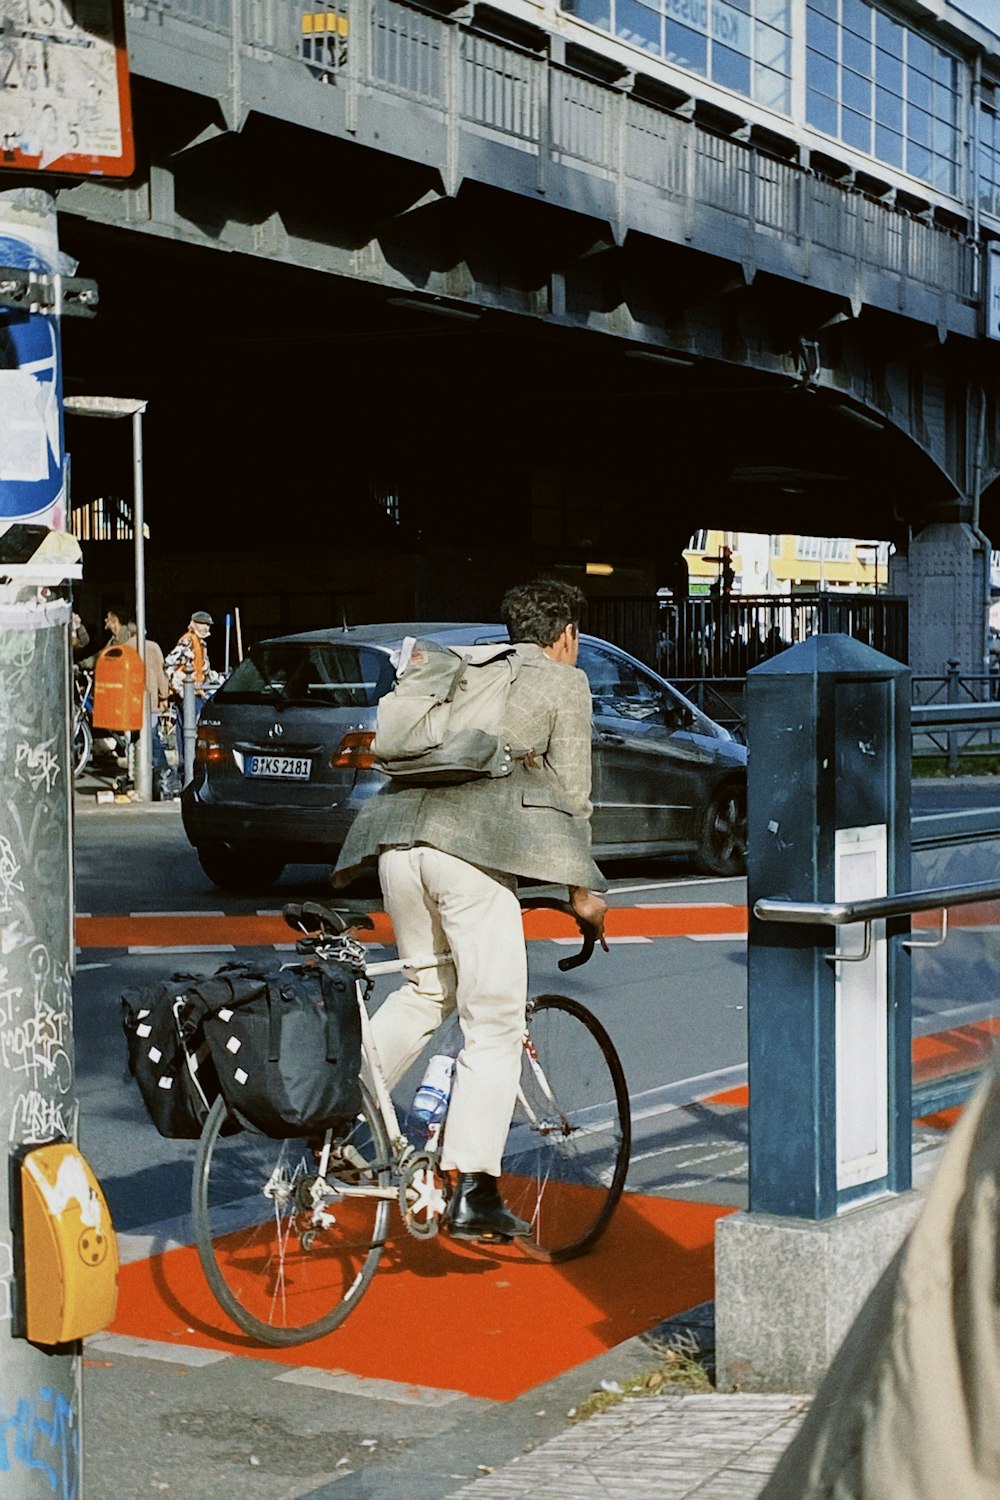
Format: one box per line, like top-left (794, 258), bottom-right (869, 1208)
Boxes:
top-left (374, 846), bottom-right (527, 1176)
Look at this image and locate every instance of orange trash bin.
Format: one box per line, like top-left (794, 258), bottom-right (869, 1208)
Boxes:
top-left (93, 645), bottom-right (146, 732)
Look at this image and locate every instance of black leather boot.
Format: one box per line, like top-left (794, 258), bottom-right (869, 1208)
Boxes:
top-left (445, 1172), bottom-right (530, 1242)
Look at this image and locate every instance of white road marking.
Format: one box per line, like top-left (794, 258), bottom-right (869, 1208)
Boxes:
top-left (86, 1332), bottom-right (229, 1367)
top-left (913, 997), bottom-right (1000, 1034)
top-left (549, 936), bottom-right (652, 945)
top-left (633, 901), bottom-right (734, 909)
top-left (628, 1065), bottom-right (747, 1125)
top-left (127, 944), bottom-right (237, 955)
top-left (275, 1368), bottom-right (474, 1407)
top-left (685, 932), bottom-right (747, 943)
top-left (76, 962), bottom-right (111, 971)
top-left (607, 877), bottom-right (745, 895)
top-left (130, 910), bottom-right (225, 918)
top-left (117, 1217), bottom-right (194, 1264)
top-left (630, 1143), bottom-right (747, 1179)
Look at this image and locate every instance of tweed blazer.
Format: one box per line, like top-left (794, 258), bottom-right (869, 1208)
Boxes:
top-left (333, 643), bottom-right (606, 890)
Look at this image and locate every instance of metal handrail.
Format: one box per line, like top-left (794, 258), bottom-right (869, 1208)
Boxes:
top-left (754, 877), bottom-right (1000, 928)
top-left (911, 702), bottom-right (1000, 729)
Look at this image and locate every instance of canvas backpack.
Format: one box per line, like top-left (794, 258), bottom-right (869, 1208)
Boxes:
top-left (372, 637), bottom-right (522, 785)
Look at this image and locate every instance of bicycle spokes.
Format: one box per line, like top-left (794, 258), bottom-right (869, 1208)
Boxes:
top-left (502, 996), bottom-right (630, 1263)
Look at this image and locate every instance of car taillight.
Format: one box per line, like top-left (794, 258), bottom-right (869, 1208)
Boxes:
top-left (331, 731), bottom-right (376, 770)
top-left (195, 726), bottom-right (227, 764)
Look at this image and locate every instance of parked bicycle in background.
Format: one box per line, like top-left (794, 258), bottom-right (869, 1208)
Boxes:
top-left (72, 666), bottom-right (95, 778)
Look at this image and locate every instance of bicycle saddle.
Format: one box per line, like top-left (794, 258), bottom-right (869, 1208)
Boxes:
top-left (282, 901), bottom-right (374, 936)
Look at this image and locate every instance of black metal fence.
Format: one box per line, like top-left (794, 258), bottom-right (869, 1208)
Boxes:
top-left (913, 663), bottom-right (1000, 771)
top-left (584, 596), bottom-right (660, 670)
top-left (660, 593), bottom-right (908, 679)
top-left (586, 592), bottom-right (908, 696)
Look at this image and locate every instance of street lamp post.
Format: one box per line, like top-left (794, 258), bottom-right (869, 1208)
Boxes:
top-left (63, 396), bottom-right (151, 800)
top-left (856, 542), bottom-right (881, 597)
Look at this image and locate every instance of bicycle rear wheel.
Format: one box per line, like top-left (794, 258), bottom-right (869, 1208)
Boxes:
top-left (72, 714), bottom-right (92, 777)
top-left (192, 1083), bottom-right (391, 1346)
top-left (501, 994), bottom-right (630, 1263)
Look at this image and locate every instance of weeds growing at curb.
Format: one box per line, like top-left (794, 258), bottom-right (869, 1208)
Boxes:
top-left (569, 1335), bottom-right (712, 1424)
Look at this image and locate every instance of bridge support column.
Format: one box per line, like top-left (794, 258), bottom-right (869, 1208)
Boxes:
top-left (894, 521), bottom-right (991, 678)
top-left (715, 635), bottom-right (923, 1392)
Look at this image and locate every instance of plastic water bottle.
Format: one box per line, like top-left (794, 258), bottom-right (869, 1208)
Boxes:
top-left (412, 1054), bottom-right (455, 1132)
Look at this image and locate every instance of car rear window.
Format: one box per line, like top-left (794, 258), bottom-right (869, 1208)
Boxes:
top-left (214, 643), bottom-right (394, 708)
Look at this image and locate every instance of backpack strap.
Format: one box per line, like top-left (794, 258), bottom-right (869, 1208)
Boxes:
top-left (318, 964), bottom-right (356, 1062)
top-left (442, 654), bottom-right (471, 705)
top-left (265, 976), bottom-right (285, 1062)
top-left (445, 645), bottom-right (520, 700)
top-left (265, 970), bottom-right (352, 1063)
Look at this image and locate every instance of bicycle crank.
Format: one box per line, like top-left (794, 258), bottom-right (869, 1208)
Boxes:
top-left (399, 1154), bottom-right (446, 1239)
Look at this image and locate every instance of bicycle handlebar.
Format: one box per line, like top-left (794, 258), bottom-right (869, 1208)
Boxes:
top-left (285, 896), bottom-right (606, 972)
top-left (518, 896), bottom-right (606, 972)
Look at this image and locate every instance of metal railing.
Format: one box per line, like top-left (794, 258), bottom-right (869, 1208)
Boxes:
top-left (754, 877), bottom-right (1000, 936)
top-left (661, 593), bottom-right (908, 680)
top-left (666, 685), bottom-right (1000, 752)
top-left (913, 660), bottom-right (1000, 770)
top-left (755, 878), bottom-right (1000, 1114)
top-left (135, 0), bottom-right (980, 311)
top-left (672, 677), bottom-right (747, 739)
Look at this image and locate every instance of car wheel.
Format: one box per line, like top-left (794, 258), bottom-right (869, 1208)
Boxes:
top-left (196, 843), bottom-right (286, 892)
top-left (697, 783), bottom-right (747, 876)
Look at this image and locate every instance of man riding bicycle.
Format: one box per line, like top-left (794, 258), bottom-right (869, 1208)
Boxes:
top-left (333, 578), bottom-right (607, 1242)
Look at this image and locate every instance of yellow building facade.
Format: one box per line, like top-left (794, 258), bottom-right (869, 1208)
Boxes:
top-left (684, 531), bottom-right (892, 594)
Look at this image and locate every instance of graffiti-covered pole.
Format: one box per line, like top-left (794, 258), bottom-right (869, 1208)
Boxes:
top-left (0, 561), bottom-right (84, 1495)
top-left (0, 187), bottom-right (85, 1498)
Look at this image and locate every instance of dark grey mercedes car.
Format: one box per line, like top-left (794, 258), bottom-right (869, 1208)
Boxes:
top-left (181, 623), bottom-right (747, 890)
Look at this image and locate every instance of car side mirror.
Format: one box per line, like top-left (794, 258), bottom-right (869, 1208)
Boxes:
top-left (663, 695), bottom-right (693, 730)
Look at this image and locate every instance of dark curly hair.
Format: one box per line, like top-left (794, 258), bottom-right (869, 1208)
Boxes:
top-left (501, 578), bottom-right (586, 647)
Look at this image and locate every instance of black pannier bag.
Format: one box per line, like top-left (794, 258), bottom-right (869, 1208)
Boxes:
top-left (199, 959), bottom-right (364, 1139)
top-left (121, 974), bottom-right (226, 1139)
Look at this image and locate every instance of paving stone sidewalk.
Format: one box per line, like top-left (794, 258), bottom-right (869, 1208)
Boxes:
top-left (444, 1393), bottom-right (811, 1500)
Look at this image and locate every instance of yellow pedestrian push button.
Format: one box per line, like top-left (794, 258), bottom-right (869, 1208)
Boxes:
top-left (15, 1142), bottom-right (118, 1345)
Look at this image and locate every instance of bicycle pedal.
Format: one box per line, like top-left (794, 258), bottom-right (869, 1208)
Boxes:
top-left (445, 1226), bottom-right (514, 1245)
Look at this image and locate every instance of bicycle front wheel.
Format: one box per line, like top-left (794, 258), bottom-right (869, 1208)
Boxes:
top-left (501, 994), bottom-right (631, 1263)
top-left (72, 715), bottom-right (92, 777)
top-left (192, 1083), bottom-right (391, 1347)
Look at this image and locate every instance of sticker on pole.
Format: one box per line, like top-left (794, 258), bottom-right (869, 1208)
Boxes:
top-left (0, 205), bottom-right (67, 527)
top-left (0, 0), bottom-right (135, 178)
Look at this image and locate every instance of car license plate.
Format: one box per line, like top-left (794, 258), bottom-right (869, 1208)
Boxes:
top-left (245, 755), bottom-right (312, 780)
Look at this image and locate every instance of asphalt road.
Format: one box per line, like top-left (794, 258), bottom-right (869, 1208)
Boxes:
top-left (73, 801), bottom-right (751, 1500)
top-left (73, 801), bottom-right (750, 1229)
top-left (73, 776), bottom-right (1000, 1230)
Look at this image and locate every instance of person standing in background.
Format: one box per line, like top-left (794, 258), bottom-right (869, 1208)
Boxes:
top-left (71, 612), bottom-right (90, 660)
top-left (127, 617), bottom-right (172, 785)
top-left (165, 610), bottom-right (223, 770)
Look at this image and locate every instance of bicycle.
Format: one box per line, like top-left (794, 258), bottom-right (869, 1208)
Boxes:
top-left (191, 897), bottom-right (631, 1347)
top-left (155, 699), bottom-right (178, 755)
top-left (72, 668), bottom-right (94, 777)
top-left (73, 665), bottom-right (135, 781)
